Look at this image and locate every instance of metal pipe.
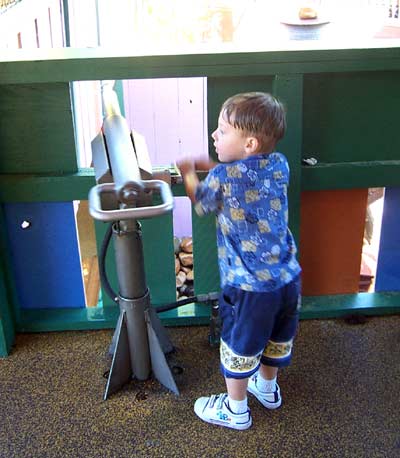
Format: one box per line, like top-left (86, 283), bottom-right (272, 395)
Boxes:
top-left (113, 222), bottom-right (147, 299)
top-left (113, 222), bottom-right (150, 379)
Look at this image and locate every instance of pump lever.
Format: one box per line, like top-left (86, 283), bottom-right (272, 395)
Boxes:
top-left (88, 179), bottom-right (174, 222)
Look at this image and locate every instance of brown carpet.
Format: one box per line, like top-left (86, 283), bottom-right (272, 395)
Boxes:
top-left (1, 315), bottom-right (399, 457)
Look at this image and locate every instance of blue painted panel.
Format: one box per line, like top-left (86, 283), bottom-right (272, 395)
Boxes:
top-left (375, 187), bottom-right (400, 292)
top-left (3, 202), bottom-right (85, 309)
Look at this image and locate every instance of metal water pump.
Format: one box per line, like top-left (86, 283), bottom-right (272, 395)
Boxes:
top-left (88, 82), bottom-right (179, 400)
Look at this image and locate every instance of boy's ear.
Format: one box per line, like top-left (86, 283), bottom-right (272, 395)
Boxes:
top-left (245, 136), bottom-right (260, 154)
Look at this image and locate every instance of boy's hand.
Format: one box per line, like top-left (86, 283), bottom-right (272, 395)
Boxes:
top-left (194, 158), bottom-right (217, 171)
top-left (176, 156), bottom-right (217, 203)
top-left (176, 157), bottom-right (217, 176)
top-left (176, 158), bottom-right (195, 176)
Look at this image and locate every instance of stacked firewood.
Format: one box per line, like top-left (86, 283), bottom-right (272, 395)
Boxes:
top-left (174, 236), bottom-right (194, 299)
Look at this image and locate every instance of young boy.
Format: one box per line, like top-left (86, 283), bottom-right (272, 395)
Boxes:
top-left (177, 92), bottom-right (301, 430)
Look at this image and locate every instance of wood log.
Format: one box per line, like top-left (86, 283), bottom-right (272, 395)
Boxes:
top-left (186, 269), bottom-right (194, 282)
top-left (175, 256), bottom-right (181, 274)
top-left (180, 237), bottom-right (193, 253)
top-left (176, 270), bottom-right (187, 288)
top-left (179, 251), bottom-right (193, 267)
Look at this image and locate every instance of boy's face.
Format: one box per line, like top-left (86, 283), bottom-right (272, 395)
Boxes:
top-left (211, 113), bottom-right (250, 163)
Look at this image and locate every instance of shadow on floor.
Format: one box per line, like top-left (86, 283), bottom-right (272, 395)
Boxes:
top-left (1, 315), bottom-right (399, 457)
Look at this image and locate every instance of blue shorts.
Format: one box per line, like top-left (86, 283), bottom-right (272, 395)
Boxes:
top-left (219, 275), bottom-right (301, 379)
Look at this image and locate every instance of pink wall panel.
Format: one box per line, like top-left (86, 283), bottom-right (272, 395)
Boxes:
top-left (153, 78), bottom-right (180, 165)
top-left (176, 77), bottom-right (208, 162)
top-left (123, 79), bottom-right (157, 161)
top-left (123, 77), bottom-right (207, 166)
top-left (173, 197), bottom-right (193, 238)
top-left (122, 77), bottom-right (208, 237)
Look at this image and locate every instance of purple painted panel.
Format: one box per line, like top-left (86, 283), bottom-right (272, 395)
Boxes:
top-left (122, 77), bottom-right (209, 237)
top-left (123, 77), bottom-right (208, 166)
top-left (153, 78), bottom-right (180, 165)
top-left (176, 77), bottom-right (208, 161)
top-left (123, 79), bottom-right (157, 159)
top-left (173, 197), bottom-right (193, 238)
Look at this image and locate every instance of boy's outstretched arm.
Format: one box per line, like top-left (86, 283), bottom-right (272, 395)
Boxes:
top-left (176, 157), bottom-right (216, 204)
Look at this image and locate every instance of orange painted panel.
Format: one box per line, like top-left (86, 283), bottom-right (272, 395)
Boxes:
top-left (300, 189), bottom-right (368, 296)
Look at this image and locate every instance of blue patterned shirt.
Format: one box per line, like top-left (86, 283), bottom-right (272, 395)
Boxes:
top-left (194, 152), bottom-right (301, 292)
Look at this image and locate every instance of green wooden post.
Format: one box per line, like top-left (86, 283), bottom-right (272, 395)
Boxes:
top-left (272, 74), bottom-right (303, 245)
top-left (0, 266), bottom-right (14, 357)
top-left (141, 214), bottom-right (177, 306)
top-left (0, 207), bottom-right (16, 357)
top-left (192, 211), bottom-right (219, 295)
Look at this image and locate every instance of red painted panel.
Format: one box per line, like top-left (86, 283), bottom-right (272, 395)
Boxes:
top-left (300, 189), bottom-right (368, 295)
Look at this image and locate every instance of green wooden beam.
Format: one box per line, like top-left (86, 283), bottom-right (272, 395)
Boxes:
top-left (16, 305), bottom-right (119, 333)
top-left (301, 292), bottom-right (400, 319)
top-left (0, 169), bottom-right (96, 202)
top-left (14, 291), bottom-right (400, 334)
top-left (1, 47), bottom-right (400, 85)
top-left (0, 168), bottom-right (186, 203)
top-left (16, 303), bottom-right (211, 333)
top-left (2, 162), bottom-right (400, 203)
top-left (301, 161), bottom-right (400, 190)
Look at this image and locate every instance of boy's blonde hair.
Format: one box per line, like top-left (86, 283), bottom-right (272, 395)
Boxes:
top-left (221, 92), bottom-right (286, 152)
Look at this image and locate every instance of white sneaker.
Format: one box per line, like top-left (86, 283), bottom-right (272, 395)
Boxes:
top-left (194, 393), bottom-right (252, 430)
top-left (247, 373), bottom-right (282, 409)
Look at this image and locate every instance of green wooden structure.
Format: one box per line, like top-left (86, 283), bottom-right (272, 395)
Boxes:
top-left (1, 45), bottom-right (400, 357)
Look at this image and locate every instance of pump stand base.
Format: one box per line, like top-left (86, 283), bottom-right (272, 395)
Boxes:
top-left (104, 310), bottom-right (131, 400)
top-left (103, 310), bottom-right (179, 400)
top-left (145, 310), bottom-right (179, 395)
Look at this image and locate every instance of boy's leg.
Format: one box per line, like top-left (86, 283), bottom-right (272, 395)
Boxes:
top-left (248, 276), bottom-right (301, 409)
top-left (225, 376), bottom-right (249, 413)
top-left (225, 376), bottom-right (248, 400)
top-left (247, 364), bottom-right (282, 409)
top-left (259, 364), bottom-right (278, 381)
top-left (193, 285), bottom-right (277, 430)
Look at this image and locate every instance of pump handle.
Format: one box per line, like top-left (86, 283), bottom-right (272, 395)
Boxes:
top-left (89, 179), bottom-right (173, 222)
